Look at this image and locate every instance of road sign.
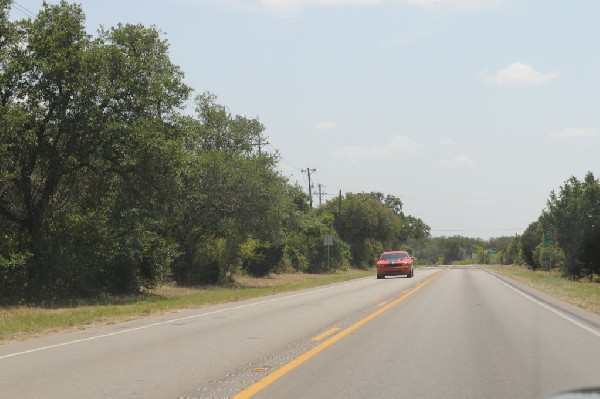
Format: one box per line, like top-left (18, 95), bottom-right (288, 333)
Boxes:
top-left (542, 231), bottom-right (551, 245)
top-left (487, 250), bottom-right (498, 255)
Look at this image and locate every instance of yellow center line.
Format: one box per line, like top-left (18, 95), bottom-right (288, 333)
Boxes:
top-left (233, 268), bottom-right (449, 399)
top-left (377, 301), bottom-right (388, 307)
top-left (311, 327), bottom-right (340, 342)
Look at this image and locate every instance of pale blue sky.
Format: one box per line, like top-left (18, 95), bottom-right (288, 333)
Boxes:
top-left (10, 0), bottom-right (600, 239)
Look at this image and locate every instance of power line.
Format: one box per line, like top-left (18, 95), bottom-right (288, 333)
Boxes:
top-left (12, 1), bottom-right (35, 17)
top-left (264, 143), bottom-right (309, 186)
top-left (265, 143), bottom-right (303, 171)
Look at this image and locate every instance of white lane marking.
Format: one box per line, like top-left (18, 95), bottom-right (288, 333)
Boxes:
top-left (0, 277), bottom-right (374, 360)
top-left (488, 273), bottom-right (600, 338)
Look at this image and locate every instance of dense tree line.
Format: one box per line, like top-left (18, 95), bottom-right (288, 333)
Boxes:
top-left (436, 172), bottom-right (600, 279)
top-left (516, 172), bottom-right (600, 279)
top-left (407, 170), bottom-right (600, 279)
top-left (318, 192), bottom-right (430, 268)
top-left (402, 235), bottom-right (515, 266)
top-left (0, 1), bottom-right (430, 304)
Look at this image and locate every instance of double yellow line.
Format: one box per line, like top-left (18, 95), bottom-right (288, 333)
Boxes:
top-left (234, 269), bottom-right (448, 399)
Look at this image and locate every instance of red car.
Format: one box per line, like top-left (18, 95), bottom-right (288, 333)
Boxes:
top-left (375, 251), bottom-right (414, 279)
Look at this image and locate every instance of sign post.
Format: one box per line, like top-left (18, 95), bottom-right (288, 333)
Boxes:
top-left (324, 235), bottom-right (333, 269)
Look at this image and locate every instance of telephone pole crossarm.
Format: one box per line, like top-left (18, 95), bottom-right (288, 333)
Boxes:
top-left (251, 136), bottom-right (270, 155)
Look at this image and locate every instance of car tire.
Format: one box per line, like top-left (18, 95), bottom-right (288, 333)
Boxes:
top-left (377, 274), bottom-right (384, 279)
top-left (407, 269), bottom-right (413, 278)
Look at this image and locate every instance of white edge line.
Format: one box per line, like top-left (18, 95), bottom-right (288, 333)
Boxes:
top-left (488, 273), bottom-right (600, 338)
top-left (0, 277), bottom-right (371, 360)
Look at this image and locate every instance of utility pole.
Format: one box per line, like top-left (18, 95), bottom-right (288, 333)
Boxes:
top-left (301, 167), bottom-right (316, 207)
top-left (251, 136), bottom-right (269, 156)
top-left (338, 189), bottom-right (342, 233)
top-left (317, 184), bottom-right (328, 207)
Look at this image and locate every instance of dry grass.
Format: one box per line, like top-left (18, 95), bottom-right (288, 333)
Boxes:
top-left (484, 265), bottom-right (600, 314)
top-left (0, 269), bottom-right (373, 344)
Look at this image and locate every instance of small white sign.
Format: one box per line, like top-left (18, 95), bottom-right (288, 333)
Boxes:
top-left (324, 235), bottom-right (333, 246)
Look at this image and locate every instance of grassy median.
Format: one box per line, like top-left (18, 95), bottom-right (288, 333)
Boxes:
top-left (0, 269), bottom-right (374, 344)
top-left (484, 265), bottom-right (600, 315)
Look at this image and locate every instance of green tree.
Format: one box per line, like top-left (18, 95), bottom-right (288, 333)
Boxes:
top-left (278, 184), bottom-right (352, 274)
top-left (399, 215), bottom-right (431, 242)
top-left (320, 192), bottom-right (424, 268)
top-left (318, 192), bottom-right (431, 267)
top-left (0, 1), bottom-right (14, 58)
top-left (542, 172), bottom-right (600, 278)
top-left (0, 1), bottom-right (189, 300)
top-left (487, 236), bottom-right (517, 265)
top-left (381, 193), bottom-right (404, 216)
top-left (502, 235), bottom-right (521, 265)
top-left (533, 244), bottom-right (565, 271)
top-left (520, 221), bottom-right (541, 270)
top-left (410, 236), bottom-right (482, 265)
top-left (171, 94), bottom-right (292, 284)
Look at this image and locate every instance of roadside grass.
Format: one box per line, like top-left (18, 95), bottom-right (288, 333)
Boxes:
top-left (484, 265), bottom-right (600, 315)
top-left (0, 269), bottom-right (374, 344)
top-left (451, 259), bottom-right (474, 266)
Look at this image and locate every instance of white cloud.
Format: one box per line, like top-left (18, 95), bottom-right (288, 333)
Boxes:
top-left (438, 154), bottom-right (474, 168)
top-left (481, 63), bottom-right (558, 85)
top-left (549, 128), bottom-right (600, 138)
top-left (314, 121), bottom-right (338, 131)
top-left (333, 135), bottom-right (419, 160)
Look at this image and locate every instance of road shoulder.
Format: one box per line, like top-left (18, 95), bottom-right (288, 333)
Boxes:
top-left (483, 267), bottom-right (600, 333)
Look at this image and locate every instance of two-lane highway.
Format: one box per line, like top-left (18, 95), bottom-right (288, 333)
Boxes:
top-left (245, 267), bottom-right (600, 399)
top-left (0, 267), bottom-right (441, 398)
top-left (1, 266), bottom-right (599, 399)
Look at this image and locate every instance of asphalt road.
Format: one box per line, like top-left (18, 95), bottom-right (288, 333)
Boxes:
top-left (1, 266), bottom-right (599, 399)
